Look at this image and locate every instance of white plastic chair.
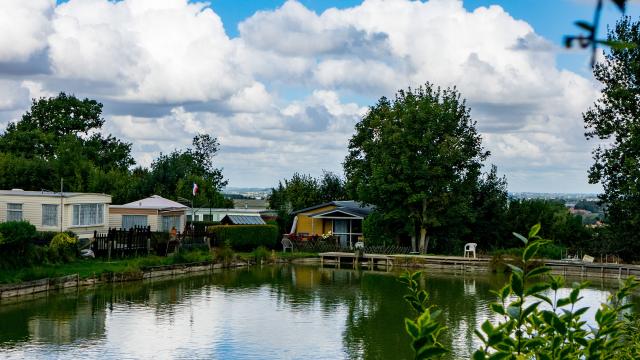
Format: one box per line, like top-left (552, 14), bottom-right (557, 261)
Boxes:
top-left (281, 237), bottom-right (293, 253)
top-left (463, 243), bottom-right (477, 258)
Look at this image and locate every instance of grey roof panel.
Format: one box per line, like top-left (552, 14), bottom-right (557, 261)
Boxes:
top-left (223, 214), bottom-right (266, 225)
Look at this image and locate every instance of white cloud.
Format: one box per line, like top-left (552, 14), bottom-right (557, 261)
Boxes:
top-left (48, 0), bottom-right (248, 103)
top-left (0, 0), bottom-right (54, 62)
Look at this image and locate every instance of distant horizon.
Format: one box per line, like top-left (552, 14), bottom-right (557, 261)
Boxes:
top-left (222, 186), bottom-right (601, 197)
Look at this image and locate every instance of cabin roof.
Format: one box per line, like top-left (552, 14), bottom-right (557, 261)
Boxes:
top-left (111, 195), bottom-right (187, 210)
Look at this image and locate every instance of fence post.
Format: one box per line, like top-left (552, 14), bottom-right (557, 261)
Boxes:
top-left (108, 240), bottom-right (112, 262)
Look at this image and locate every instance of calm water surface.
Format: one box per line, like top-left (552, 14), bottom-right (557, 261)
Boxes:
top-left (0, 265), bottom-right (634, 359)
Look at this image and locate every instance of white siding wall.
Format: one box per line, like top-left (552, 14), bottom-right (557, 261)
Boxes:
top-left (108, 213), bottom-right (122, 230)
top-left (149, 215), bottom-right (160, 232)
top-left (0, 193), bottom-right (111, 238)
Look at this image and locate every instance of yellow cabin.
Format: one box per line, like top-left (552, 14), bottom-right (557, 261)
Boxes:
top-left (289, 201), bottom-right (373, 248)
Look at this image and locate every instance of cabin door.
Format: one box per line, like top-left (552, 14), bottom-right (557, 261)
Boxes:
top-left (333, 220), bottom-right (349, 248)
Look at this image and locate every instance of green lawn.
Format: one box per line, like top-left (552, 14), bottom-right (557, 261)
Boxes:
top-left (0, 249), bottom-right (214, 284)
top-left (0, 249), bottom-right (319, 285)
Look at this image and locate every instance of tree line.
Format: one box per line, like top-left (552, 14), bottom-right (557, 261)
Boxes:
top-left (0, 93), bottom-right (231, 208)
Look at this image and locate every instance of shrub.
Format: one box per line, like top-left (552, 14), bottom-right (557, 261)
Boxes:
top-left (0, 221), bottom-right (37, 246)
top-left (50, 233), bottom-right (78, 263)
top-left (170, 248), bottom-right (213, 264)
top-left (207, 225), bottom-right (278, 251)
top-left (402, 224), bottom-right (640, 359)
top-left (215, 240), bottom-right (235, 266)
top-left (0, 221), bottom-right (37, 268)
top-left (252, 246), bottom-right (271, 264)
top-left (34, 230), bottom-right (76, 246)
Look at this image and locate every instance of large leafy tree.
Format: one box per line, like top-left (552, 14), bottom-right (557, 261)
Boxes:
top-left (0, 92), bottom-right (134, 171)
top-left (344, 84), bottom-right (488, 253)
top-left (584, 17), bottom-right (640, 260)
top-left (0, 93), bottom-right (135, 197)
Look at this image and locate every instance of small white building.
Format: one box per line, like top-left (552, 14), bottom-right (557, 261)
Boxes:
top-left (109, 195), bottom-right (187, 232)
top-left (187, 208), bottom-right (276, 222)
top-left (0, 189), bottom-right (112, 238)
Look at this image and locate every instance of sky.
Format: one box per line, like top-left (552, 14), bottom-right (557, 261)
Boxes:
top-left (0, 0), bottom-right (638, 193)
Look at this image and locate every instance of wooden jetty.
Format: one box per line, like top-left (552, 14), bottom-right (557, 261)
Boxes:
top-left (319, 252), bottom-right (394, 270)
top-left (544, 260), bottom-right (640, 280)
top-left (319, 252), bottom-right (640, 279)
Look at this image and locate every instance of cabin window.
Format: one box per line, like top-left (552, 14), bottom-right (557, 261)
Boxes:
top-left (203, 214), bottom-right (213, 221)
top-left (122, 215), bottom-right (147, 230)
top-left (72, 204), bottom-right (104, 226)
top-left (7, 203), bottom-right (22, 221)
top-left (42, 204), bottom-right (58, 226)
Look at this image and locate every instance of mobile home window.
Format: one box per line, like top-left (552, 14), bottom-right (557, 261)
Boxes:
top-left (7, 203), bottom-right (22, 221)
top-left (72, 204), bottom-right (104, 226)
top-left (42, 204), bottom-right (58, 226)
top-left (161, 216), bottom-right (181, 232)
top-left (122, 215), bottom-right (148, 230)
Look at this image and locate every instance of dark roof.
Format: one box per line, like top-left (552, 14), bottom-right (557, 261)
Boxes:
top-left (292, 200), bottom-right (374, 217)
top-left (221, 214), bottom-right (266, 225)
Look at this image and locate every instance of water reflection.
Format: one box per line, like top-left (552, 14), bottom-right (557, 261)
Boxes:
top-left (0, 266), bottom-right (633, 359)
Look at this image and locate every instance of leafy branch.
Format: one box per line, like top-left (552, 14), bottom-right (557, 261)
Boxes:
top-left (564, 0), bottom-right (633, 67)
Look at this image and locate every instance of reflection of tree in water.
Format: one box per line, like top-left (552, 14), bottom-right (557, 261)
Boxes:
top-left (422, 272), bottom-right (506, 359)
top-left (339, 271), bottom-right (507, 360)
top-left (340, 271), bottom-right (414, 360)
top-left (0, 291), bottom-right (108, 345)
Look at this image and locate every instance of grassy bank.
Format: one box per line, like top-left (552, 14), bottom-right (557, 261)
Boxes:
top-left (0, 249), bottom-right (215, 284)
top-left (0, 249), bottom-right (320, 285)
top-left (236, 250), bottom-right (319, 262)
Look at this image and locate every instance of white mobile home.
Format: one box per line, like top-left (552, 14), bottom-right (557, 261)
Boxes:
top-left (109, 195), bottom-right (187, 232)
top-left (0, 189), bottom-right (112, 238)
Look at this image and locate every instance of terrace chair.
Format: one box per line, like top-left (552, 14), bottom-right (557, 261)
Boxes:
top-left (463, 243), bottom-right (477, 259)
top-left (282, 237), bottom-right (294, 253)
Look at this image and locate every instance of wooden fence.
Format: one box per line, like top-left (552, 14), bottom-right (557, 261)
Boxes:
top-left (289, 238), bottom-right (411, 254)
top-left (92, 226), bottom-right (152, 258)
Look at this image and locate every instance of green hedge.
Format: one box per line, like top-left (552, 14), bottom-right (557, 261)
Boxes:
top-left (187, 221), bottom-right (221, 233)
top-left (207, 225), bottom-right (279, 251)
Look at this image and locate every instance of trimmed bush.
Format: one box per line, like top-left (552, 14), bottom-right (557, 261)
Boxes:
top-left (207, 225), bottom-right (278, 251)
top-left (50, 233), bottom-right (78, 263)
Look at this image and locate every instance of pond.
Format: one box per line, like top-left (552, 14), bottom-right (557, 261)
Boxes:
top-left (0, 265), bottom-right (635, 359)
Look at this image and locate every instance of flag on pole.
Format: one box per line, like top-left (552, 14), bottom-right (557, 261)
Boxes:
top-left (192, 182), bottom-right (199, 196)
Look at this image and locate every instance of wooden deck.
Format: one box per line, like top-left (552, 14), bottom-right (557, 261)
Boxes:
top-left (319, 252), bottom-right (394, 270)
